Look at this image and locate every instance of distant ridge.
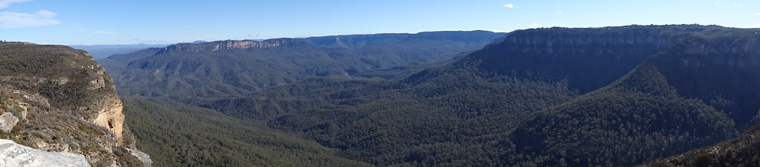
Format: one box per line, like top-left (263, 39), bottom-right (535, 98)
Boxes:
top-left (101, 30), bottom-right (506, 103)
top-left (161, 39), bottom-right (298, 53)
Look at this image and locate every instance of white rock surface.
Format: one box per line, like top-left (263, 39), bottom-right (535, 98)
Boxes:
top-left (0, 113), bottom-right (18, 133)
top-left (0, 139), bottom-right (90, 167)
top-left (129, 149), bottom-right (152, 167)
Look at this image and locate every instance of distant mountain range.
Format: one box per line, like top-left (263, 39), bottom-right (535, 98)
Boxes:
top-left (97, 25), bottom-right (760, 166)
top-left (100, 31), bottom-right (506, 103)
top-left (193, 25), bottom-right (760, 166)
top-left (71, 44), bottom-right (166, 60)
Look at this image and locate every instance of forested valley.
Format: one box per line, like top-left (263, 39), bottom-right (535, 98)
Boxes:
top-left (100, 25), bottom-right (760, 166)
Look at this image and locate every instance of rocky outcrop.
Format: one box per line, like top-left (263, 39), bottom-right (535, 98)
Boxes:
top-left (0, 112), bottom-right (19, 133)
top-left (130, 149), bottom-right (152, 167)
top-left (0, 139), bottom-right (90, 167)
top-left (0, 41), bottom-right (149, 166)
top-left (92, 95), bottom-right (125, 144)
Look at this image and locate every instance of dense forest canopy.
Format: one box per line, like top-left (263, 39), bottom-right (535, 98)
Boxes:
top-left (102, 25), bottom-right (760, 166)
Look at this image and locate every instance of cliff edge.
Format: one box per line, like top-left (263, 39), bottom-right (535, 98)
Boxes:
top-left (0, 41), bottom-right (150, 166)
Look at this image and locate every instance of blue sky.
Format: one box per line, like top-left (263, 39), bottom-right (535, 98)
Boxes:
top-left (1, 0), bottom-right (759, 45)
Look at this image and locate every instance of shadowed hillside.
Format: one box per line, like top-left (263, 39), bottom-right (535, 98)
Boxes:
top-left (643, 121), bottom-right (760, 167)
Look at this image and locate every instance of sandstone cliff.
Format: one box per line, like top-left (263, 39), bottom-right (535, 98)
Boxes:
top-left (458, 25), bottom-right (736, 93)
top-left (0, 41), bottom-right (150, 166)
top-left (161, 39), bottom-right (294, 53)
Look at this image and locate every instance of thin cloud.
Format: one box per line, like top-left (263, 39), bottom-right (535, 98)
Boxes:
top-left (93, 30), bottom-right (114, 34)
top-left (756, 13), bottom-right (760, 16)
top-left (0, 10), bottom-right (59, 28)
top-left (0, 0), bottom-right (29, 9)
top-left (557, 10), bottom-right (563, 14)
top-left (0, 0), bottom-right (58, 28)
top-left (504, 4), bottom-right (515, 8)
top-left (733, 3), bottom-right (741, 7)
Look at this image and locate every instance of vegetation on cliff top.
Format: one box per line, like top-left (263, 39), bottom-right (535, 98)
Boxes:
top-left (0, 42), bottom-right (143, 166)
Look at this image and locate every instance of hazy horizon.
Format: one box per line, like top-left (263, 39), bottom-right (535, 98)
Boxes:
top-left (2, 0), bottom-right (759, 45)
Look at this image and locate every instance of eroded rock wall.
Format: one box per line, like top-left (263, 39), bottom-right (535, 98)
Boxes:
top-left (0, 41), bottom-right (149, 166)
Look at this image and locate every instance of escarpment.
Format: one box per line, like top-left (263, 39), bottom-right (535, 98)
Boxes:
top-left (161, 39), bottom-right (295, 53)
top-left (0, 41), bottom-right (149, 166)
top-left (647, 29), bottom-right (760, 127)
top-left (457, 25), bottom-right (733, 93)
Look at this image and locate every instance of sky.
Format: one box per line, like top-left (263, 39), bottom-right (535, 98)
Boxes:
top-left (1, 0), bottom-right (759, 45)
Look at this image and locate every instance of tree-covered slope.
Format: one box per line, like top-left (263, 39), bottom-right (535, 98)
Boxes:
top-left (647, 29), bottom-right (760, 128)
top-left (202, 54), bottom-right (579, 166)
top-left (643, 121), bottom-right (760, 167)
top-left (506, 26), bottom-right (760, 166)
top-left (199, 25), bottom-right (760, 166)
top-left (508, 63), bottom-right (736, 166)
top-left (102, 25), bottom-right (760, 166)
top-left (121, 97), bottom-right (371, 167)
top-left (458, 25), bottom-right (734, 93)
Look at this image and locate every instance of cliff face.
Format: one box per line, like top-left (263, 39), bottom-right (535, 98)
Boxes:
top-left (161, 39), bottom-right (294, 53)
top-left (458, 25), bottom-right (732, 93)
top-left (636, 32), bottom-right (760, 165)
top-left (0, 42), bottom-right (149, 166)
top-left (500, 30), bottom-right (671, 55)
top-left (648, 29), bottom-right (760, 127)
top-left (92, 94), bottom-right (126, 144)
top-left (468, 25), bottom-right (760, 166)
top-left (303, 31), bottom-right (506, 48)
